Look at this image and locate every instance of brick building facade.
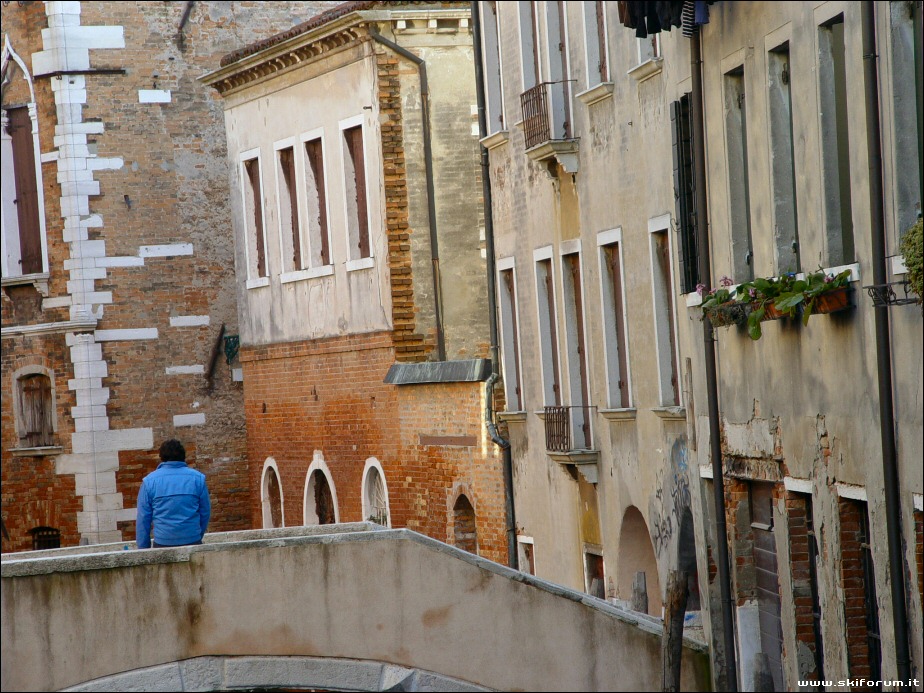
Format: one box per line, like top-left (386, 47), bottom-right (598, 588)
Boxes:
top-left (203, 2), bottom-right (509, 563)
top-left (1, 1), bottom-right (337, 552)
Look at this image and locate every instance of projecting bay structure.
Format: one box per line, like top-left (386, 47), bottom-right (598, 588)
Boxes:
top-left (476, 1), bottom-right (922, 690)
top-left (202, 2), bottom-right (510, 562)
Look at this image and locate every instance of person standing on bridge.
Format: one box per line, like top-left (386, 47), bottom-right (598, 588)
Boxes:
top-left (135, 439), bottom-right (211, 549)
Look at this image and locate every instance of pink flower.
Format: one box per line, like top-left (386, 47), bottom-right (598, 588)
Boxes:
top-left (824, 275), bottom-right (834, 283)
top-left (719, 275), bottom-right (734, 288)
top-left (695, 283), bottom-right (706, 296)
top-left (748, 288), bottom-right (757, 298)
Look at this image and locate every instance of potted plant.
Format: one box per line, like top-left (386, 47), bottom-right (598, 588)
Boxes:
top-left (900, 217), bottom-right (923, 304)
top-left (698, 277), bottom-right (749, 328)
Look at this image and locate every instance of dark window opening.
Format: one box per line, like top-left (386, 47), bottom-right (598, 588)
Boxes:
top-left (243, 158), bottom-right (266, 277)
top-left (344, 125), bottom-right (370, 259)
top-left (453, 494), bottom-right (477, 554)
top-left (30, 526), bottom-right (61, 550)
top-left (304, 138), bottom-right (330, 267)
top-left (670, 94), bottom-right (699, 293)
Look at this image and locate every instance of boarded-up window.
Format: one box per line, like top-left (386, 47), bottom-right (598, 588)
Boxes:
top-left (7, 106), bottom-right (42, 275)
top-left (17, 373), bottom-right (53, 447)
top-left (303, 138), bottom-right (330, 266)
top-left (243, 157), bottom-right (266, 277)
top-left (343, 125), bottom-right (370, 260)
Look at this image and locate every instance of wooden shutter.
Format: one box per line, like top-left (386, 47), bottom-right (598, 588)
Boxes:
top-left (566, 254), bottom-right (590, 447)
top-left (607, 245), bottom-right (630, 408)
top-left (541, 260), bottom-right (561, 406)
top-left (501, 270), bottom-right (522, 404)
top-left (345, 126), bottom-right (369, 258)
top-left (9, 107), bottom-right (42, 274)
top-left (244, 159), bottom-right (266, 277)
top-left (305, 139), bottom-right (330, 265)
top-left (655, 233), bottom-right (680, 405)
top-left (279, 147), bottom-right (301, 269)
top-left (671, 95), bottom-right (699, 293)
top-left (595, 1), bottom-right (608, 82)
top-left (20, 374), bottom-right (53, 447)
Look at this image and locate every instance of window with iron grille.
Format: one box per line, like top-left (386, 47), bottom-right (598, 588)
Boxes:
top-left (16, 372), bottom-right (54, 448)
top-left (670, 94), bottom-right (699, 294)
top-left (30, 526), bottom-right (60, 550)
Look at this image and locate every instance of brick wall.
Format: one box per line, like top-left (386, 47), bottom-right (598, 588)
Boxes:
top-left (724, 477), bottom-right (756, 604)
top-left (839, 497), bottom-right (878, 681)
top-left (240, 332), bottom-right (507, 565)
top-left (786, 492), bottom-right (821, 680)
top-left (915, 509), bottom-right (923, 633)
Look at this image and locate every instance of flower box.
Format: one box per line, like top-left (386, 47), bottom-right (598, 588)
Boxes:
top-left (809, 286), bottom-right (852, 315)
top-left (704, 301), bottom-right (749, 328)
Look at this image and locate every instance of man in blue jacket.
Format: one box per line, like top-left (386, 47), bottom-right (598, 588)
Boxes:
top-left (136, 439), bottom-right (211, 548)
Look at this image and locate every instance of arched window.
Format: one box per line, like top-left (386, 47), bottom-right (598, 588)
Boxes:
top-left (13, 367), bottom-right (56, 449)
top-left (30, 526), bottom-right (61, 550)
top-left (2, 37), bottom-right (48, 280)
top-left (261, 460), bottom-right (285, 529)
top-left (303, 455), bottom-right (339, 525)
top-left (361, 459), bottom-right (390, 527)
top-left (453, 494), bottom-right (477, 554)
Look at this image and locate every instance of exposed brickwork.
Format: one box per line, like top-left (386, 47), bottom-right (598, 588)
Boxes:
top-left (452, 493), bottom-right (477, 554)
top-left (724, 477), bottom-right (756, 605)
top-left (839, 498), bottom-right (877, 682)
top-left (376, 51), bottom-right (436, 362)
top-left (240, 333), bottom-right (507, 564)
top-left (916, 509), bottom-right (924, 617)
top-left (786, 492), bottom-right (821, 680)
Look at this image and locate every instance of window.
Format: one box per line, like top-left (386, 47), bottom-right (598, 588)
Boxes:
top-left (534, 252), bottom-right (561, 406)
top-left (544, 0), bottom-right (572, 139)
top-left (638, 34), bottom-right (661, 63)
top-left (560, 248), bottom-right (590, 448)
top-left (517, 1), bottom-right (540, 90)
top-left (302, 134), bottom-right (331, 267)
top-left (839, 497), bottom-right (881, 686)
top-left (240, 152), bottom-right (267, 280)
top-left (788, 491), bottom-right (825, 681)
top-left (819, 15), bottom-right (855, 266)
top-left (583, 1), bottom-right (609, 85)
top-left (30, 526), bottom-right (60, 550)
top-left (1, 41), bottom-right (47, 280)
top-left (453, 494), bottom-right (477, 554)
top-left (304, 469), bottom-right (336, 525)
top-left (598, 231), bottom-right (630, 408)
top-left (670, 94), bottom-right (699, 293)
top-left (649, 225), bottom-right (680, 406)
top-left (517, 536), bottom-right (536, 575)
top-left (342, 123), bottom-right (370, 261)
top-left (768, 43), bottom-right (801, 273)
top-left (724, 66), bottom-right (754, 281)
top-left (15, 370), bottom-right (55, 448)
top-left (261, 460), bottom-right (284, 529)
top-left (276, 143), bottom-right (302, 272)
top-left (480, 2), bottom-right (506, 133)
top-left (498, 262), bottom-right (524, 411)
top-left (584, 545), bottom-right (605, 599)
top-left (362, 459), bottom-right (390, 527)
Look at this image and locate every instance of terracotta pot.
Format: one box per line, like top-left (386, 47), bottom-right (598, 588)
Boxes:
top-left (812, 287), bottom-right (852, 314)
top-left (763, 302), bottom-right (786, 321)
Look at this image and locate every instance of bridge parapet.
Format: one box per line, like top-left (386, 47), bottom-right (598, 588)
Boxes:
top-left (2, 525), bottom-right (711, 691)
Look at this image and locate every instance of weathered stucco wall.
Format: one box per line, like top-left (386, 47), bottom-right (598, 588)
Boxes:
top-left (1, 525), bottom-right (711, 692)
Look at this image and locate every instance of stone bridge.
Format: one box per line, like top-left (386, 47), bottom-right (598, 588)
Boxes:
top-left (1, 524), bottom-right (711, 691)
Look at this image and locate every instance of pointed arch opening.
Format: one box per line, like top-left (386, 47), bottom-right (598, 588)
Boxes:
top-left (452, 493), bottom-right (477, 554)
top-left (617, 506), bottom-right (663, 615)
top-left (261, 459), bottom-right (284, 529)
top-left (303, 454), bottom-right (339, 525)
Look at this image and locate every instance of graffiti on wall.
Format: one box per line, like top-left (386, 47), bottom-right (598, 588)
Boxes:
top-left (650, 436), bottom-right (692, 557)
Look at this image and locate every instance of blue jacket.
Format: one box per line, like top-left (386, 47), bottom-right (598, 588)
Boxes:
top-left (136, 461), bottom-right (210, 548)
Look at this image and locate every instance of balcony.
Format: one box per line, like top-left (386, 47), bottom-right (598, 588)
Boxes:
top-left (544, 405), bottom-right (599, 483)
top-left (519, 82), bottom-right (579, 174)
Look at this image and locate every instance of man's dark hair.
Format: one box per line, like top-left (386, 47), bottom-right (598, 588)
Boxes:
top-left (159, 439), bottom-right (186, 462)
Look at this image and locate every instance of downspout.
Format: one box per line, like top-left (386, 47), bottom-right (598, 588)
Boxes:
top-left (366, 24), bottom-right (447, 362)
top-left (690, 30), bottom-right (739, 692)
top-left (472, 0), bottom-right (518, 570)
top-left (861, 2), bottom-right (912, 681)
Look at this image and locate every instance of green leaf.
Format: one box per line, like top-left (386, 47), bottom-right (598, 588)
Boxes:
top-left (754, 278), bottom-right (773, 293)
top-left (802, 301), bottom-right (814, 326)
top-left (775, 294), bottom-right (805, 311)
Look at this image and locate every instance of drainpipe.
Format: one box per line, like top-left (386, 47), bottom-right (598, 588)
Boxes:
top-left (690, 30), bottom-right (739, 692)
top-left (861, 2), bottom-right (912, 682)
top-left (366, 24), bottom-right (447, 362)
top-left (472, 1), bottom-right (518, 570)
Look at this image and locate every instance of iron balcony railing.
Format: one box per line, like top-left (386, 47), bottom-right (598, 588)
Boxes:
top-left (520, 82), bottom-right (552, 150)
top-left (545, 405), bottom-right (595, 453)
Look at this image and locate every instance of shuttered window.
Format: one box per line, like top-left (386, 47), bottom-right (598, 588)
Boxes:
top-left (343, 125), bottom-right (370, 260)
top-left (670, 95), bottom-right (699, 294)
top-left (304, 138), bottom-right (331, 266)
top-left (7, 106), bottom-right (42, 275)
top-left (278, 147), bottom-right (302, 270)
top-left (243, 157), bottom-right (266, 277)
top-left (18, 373), bottom-right (53, 447)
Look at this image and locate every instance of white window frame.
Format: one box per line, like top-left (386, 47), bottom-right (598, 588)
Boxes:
top-left (517, 534), bottom-right (537, 575)
top-left (239, 147), bottom-right (270, 287)
top-left (361, 457), bottom-right (391, 527)
top-left (648, 214), bottom-right (682, 407)
top-left (260, 458), bottom-right (286, 529)
top-left (582, 542), bottom-right (606, 597)
top-left (582, 1), bottom-right (610, 88)
top-left (1, 37), bottom-right (49, 281)
top-left (517, 1), bottom-right (541, 91)
top-left (543, 0), bottom-right (572, 139)
top-left (533, 244), bottom-right (561, 407)
top-left (480, 1), bottom-right (507, 134)
top-left (637, 33), bottom-right (661, 63)
top-left (273, 136), bottom-right (303, 275)
top-left (497, 256), bottom-right (525, 411)
top-left (296, 127), bottom-right (334, 277)
top-left (303, 452), bottom-right (340, 525)
top-left (11, 364), bottom-right (57, 447)
top-left (339, 114), bottom-right (374, 270)
top-left (558, 238), bottom-right (592, 441)
top-left (597, 228), bottom-right (633, 409)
